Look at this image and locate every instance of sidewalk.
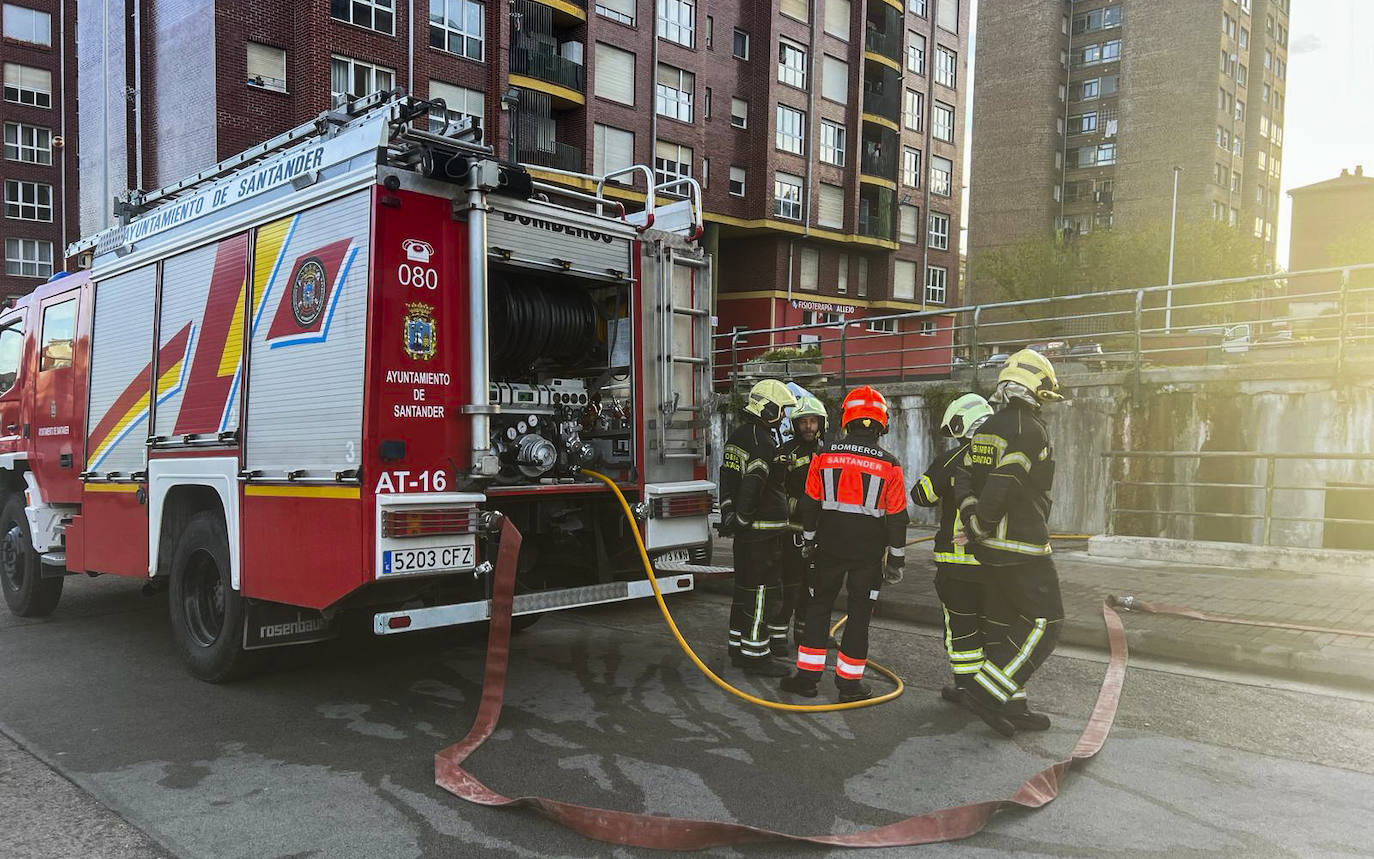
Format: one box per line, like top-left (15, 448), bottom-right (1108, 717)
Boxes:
top-left (699, 530), bottom-right (1374, 689)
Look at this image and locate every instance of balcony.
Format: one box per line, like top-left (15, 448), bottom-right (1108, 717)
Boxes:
top-left (519, 140), bottom-right (584, 172)
top-left (511, 35), bottom-right (586, 95)
top-left (863, 5), bottom-right (902, 63)
top-left (861, 65), bottom-right (901, 125)
top-left (860, 126), bottom-right (898, 183)
top-left (858, 186), bottom-right (895, 240)
top-left (860, 148), bottom-right (897, 183)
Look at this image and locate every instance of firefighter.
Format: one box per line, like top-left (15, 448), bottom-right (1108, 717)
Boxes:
top-left (780, 386), bottom-right (909, 703)
top-left (719, 378), bottom-right (797, 677)
top-left (953, 349), bottom-right (1064, 736)
top-left (772, 394), bottom-right (828, 656)
top-left (911, 394), bottom-right (995, 705)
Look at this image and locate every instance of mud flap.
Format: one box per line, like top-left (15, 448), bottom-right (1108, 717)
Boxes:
top-left (242, 600), bottom-right (338, 650)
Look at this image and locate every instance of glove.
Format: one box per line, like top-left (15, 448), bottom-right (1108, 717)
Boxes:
top-left (883, 550), bottom-right (905, 584)
top-left (800, 533), bottom-right (817, 560)
top-left (715, 511), bottom-right (739, 538)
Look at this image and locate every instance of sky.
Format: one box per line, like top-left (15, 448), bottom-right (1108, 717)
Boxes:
top-left (962, 0), bottom-right (1374, 269)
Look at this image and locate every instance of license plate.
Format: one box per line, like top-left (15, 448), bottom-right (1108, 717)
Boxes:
top-left (657, 549), bottom-right (691, 564)
top-left (382, 544), bottom-right (475, 576)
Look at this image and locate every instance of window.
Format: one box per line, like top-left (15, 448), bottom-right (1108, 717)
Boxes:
top-left (1101, 74), bottom-right (1119, 96)
top-left (246, 43), bottom-right (287, 92)
top-left (1237, 64), bottom-right (1247, 86)
top-left (857, 257), bottom-right (869, 297)
top-left (902, 148), bottom-right (921, 187)
top-left (928, 212), bottom-right (949, 250)
top-left (919, 320), bottom-right (937, 337)
top-left (1235, 99), bottom-right (1244, 121)
top-left (825, 0), bottom-right (850, 40)
top-left (867, 317), bottom-right (897, 333)
top-left (774, 172), bottom-right (803, 220)
top-left (3, 122), bottom-right (50, 164)
top-left (330, 55), bottom-right (394, 99)
top-left (821, 55), bottom-right (848, 103)
top-left (936, 0), bottom-right (958, 32)
top-left (906, 32), bottom-right (926, 75)
top-left (1095, 143), bottom-right (1116, 165)
top-left (1072, 4), bottom-right (1121, 33)
top-left (730, 97), bottom-right (748, 129)
top-left (1070, 111), bottom-right (1097, 134)
top-left (595, 0), bottom-right (634, 26)
top-left (331, 0), bottom-right (393, 33)
top-left (700, 157), bottom-right (709, 187)
top-left (837, 254), bottom-right (849, 293)
top-left (1080, 44), bottom-right (1101, 66)
top-left (818, 183), bottom-right (843, 228)
top-left (428, 81), bottom-right (484, 134)
top-left (2, 63), bottom-right (50, 108)
top-left (776, 104), bottom-right (805, 155)
top-left (1217, 126), bottom-right (1230, 149)
top-left (925, 265), bottom-right (947, 304)
top-left (903, 90), bottom-right (924, 131)
top-left (3, 4), bottom-right (49, 44)
top-left (800, 248), bottom-right (819, 291)
top-left (729, 166), bottom-right (746, 197)
top-left (930, 155), bottom-right (952, 196)
top-left (430, 0), bottom-right (484, 59)
top-left (40, 299), bottom-right (74, 372)
top-left (4, 179), bottom-right (51, 221)
top-left (1272, 123), bottom-right (1283, 145)
top-left (778, 39), bottom-right (807, 89)
top-left (706, 15), bottom-right (713, 48)
top-left (4, 237), bottom-right (49, 278)
top-left (893, 260), bottom-right (917, 300)
top-left (595, 43), bottom-right (636, 106)
top-left (899, 204), bottom-right (920, 242)
top-left (1102, 40), bottom-right (1120, 61)
top-left (935, 46), bottom-right (957, 88)
top-left (780, 0), bottom-right (807, 22)
top-left (1215, 163), bottom-right (1228, 186)
top-left (1257, 150), bottom-right (1267, 171)
top-left (1076, 78), bottom-right (1100, 101)
top-left (932, 101), bottom-right (954, 142)
top-left (1232, 170), bottom-right (1241, 193)
top-left (1239, 26), bottom-right (1248, 48)
top-left (704, 87), bottom-right (712, 118)
top-left (1233, 135), bottom-right (1243, 157)
top-left (654, 140), bottom-right (692, 185)
top-left (819, 120), bottom-right (846, 166)
top-left (909, 0), bottom-right (926, 15)
top-left (1222, 13), bottom-right (1235, 38)
top-left (1263, 48), bottom-right (1271, 70)
top-left (0, 323), bottom-right (19, 393)
top-left (593, 124), bottom-right (635, 180)
top-left (655, 64), bottom-right (694, 122)
top-left (657, 0), bottom-right (695, 47)
top-left (802, 310), bottom-right (842, 327)
top-left (733, 28), bottom-right (750, 59)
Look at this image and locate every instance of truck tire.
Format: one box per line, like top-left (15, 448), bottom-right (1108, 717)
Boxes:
top-left (168, 511), bottom-right (249, 683)
top-left (0, 495), bottom-right (62, 618)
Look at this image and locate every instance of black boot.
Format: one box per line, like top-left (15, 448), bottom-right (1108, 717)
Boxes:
top-left (780, 671), bottom-right (820, 697)
top-left (835, 678), bottom-right (873, 703)
top-left (1006, 701), bottom-right (1051, 731)
top-left (961, 691), bottom-right (1017, 738)
top-left (940, 684), bottom-right (964, 704)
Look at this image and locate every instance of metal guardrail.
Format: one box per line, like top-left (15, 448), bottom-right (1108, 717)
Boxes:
top-left (1103, 451), bottom-right (1374, 549)
top-left (713, 263), bottom-right (1374, 390)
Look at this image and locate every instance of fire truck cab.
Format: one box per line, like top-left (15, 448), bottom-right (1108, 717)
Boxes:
top-left (0, 94), bottom-right (715, 681)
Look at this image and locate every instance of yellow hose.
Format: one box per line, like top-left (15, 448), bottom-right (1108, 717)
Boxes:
top-left (580, 469), bottom-right (903, 712)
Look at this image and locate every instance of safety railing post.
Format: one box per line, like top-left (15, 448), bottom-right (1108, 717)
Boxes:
top-left (1132, 289), bottom-right (1144, 396)
top-left (1337, 268), bottom-right (1350, 376)
top-left (729, 331), bottom-right (742, 395)
top-left (1105, 454), bottom-right (1119, 536)
top-left (1262, 456), bottom-right (1276, 546)
top-left (969, 305), bottom-right (982, 390)
top-left (839, 324), bottom-right (849, 391)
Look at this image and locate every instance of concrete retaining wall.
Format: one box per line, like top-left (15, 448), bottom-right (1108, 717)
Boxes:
top-left (709, 366), bottom-right (1374, 547)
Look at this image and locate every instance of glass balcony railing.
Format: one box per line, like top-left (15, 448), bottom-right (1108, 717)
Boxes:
top-left (864, 25), bottom-right (901, 61)
top-left (511, 38), bottom-right (586, 92)
top-left (862, 82), bottom-right (900, 122)
top-left (858, 186), bottom-right (895, 240)
top-left (860, 148), bottom-right (897, 181)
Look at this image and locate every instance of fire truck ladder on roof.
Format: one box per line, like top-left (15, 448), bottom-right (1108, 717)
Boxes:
top-left (655, 247), bottom-right (712, 462)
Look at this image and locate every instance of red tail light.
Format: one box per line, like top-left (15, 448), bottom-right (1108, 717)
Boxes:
top-left (381, 508), bottom-right (476, 538)
top-left (651, 492), bottom-right (713, 519)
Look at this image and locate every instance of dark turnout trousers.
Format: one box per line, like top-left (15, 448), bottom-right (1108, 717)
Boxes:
top-left (728, 535), bottom-right (786, 663)
top-left (794, 552), bottom-right (883, 686)
top-left (934, 561), bottom-right (985, 690)
top-left (967, 558), bottom-right (1064, 709)
top-left (775, 535), bottom-right (810, 654)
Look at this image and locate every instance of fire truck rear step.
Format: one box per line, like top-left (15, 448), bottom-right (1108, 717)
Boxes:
top-left (372, 574), bottom-right (694, 635)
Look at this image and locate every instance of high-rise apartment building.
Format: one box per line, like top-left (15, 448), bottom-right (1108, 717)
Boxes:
top-left (77, 0), bottom-right (969, 371)
top-left (968, 0), bottom-right (1290, 300)
top-left (0, 0), bottom-right (77, 301)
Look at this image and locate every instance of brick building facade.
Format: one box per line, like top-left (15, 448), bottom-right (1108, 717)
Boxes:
top-left (1287, 166), bottom-right (1374, 316)
top-left (0, 0), bottom-right (78, 301)
top-left (968, 0), bottom-right (1290, 303)
top-left (77, 0), bottom-right (969, 379)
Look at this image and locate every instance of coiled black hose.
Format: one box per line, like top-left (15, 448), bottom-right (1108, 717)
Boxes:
top-left (489, 278), bottom-right (598, 373)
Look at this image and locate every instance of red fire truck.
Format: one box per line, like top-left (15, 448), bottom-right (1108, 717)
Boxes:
top-left (0, 94), bottom-right (714, 680)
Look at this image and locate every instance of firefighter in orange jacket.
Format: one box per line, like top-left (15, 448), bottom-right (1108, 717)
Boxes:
top-left (780, 386), bottom-right (909, 703)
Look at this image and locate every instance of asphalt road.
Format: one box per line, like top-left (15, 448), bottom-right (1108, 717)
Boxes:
top-left (2, 574), bottom-right (1373, 858)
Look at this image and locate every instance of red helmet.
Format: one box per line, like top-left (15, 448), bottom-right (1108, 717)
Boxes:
top-left (841, 385), bottom-right (889, 430)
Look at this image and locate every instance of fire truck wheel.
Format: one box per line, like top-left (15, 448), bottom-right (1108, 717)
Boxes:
top-left (169, 511), bottom-right (248, 683)
top-left (0, 496), bottom-right (63, 618)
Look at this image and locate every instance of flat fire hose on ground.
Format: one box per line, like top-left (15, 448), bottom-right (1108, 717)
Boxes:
top-left (1110, 594), bottom-right (1374, 640)
top-left (434, 475), bottom-right (1132, 850)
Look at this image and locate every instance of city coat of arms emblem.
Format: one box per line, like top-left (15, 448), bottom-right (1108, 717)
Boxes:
top-left (403, 302), bottom-right (437, 360)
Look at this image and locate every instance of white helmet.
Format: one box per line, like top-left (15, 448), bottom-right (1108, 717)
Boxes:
top-left (940, 393), bottom-right (994, 439)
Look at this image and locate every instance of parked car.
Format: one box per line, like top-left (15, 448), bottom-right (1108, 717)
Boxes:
top-left (1028, 341), bottom-right (1069, 357)
top-left (979, 352), bottom-right (1011, 369)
